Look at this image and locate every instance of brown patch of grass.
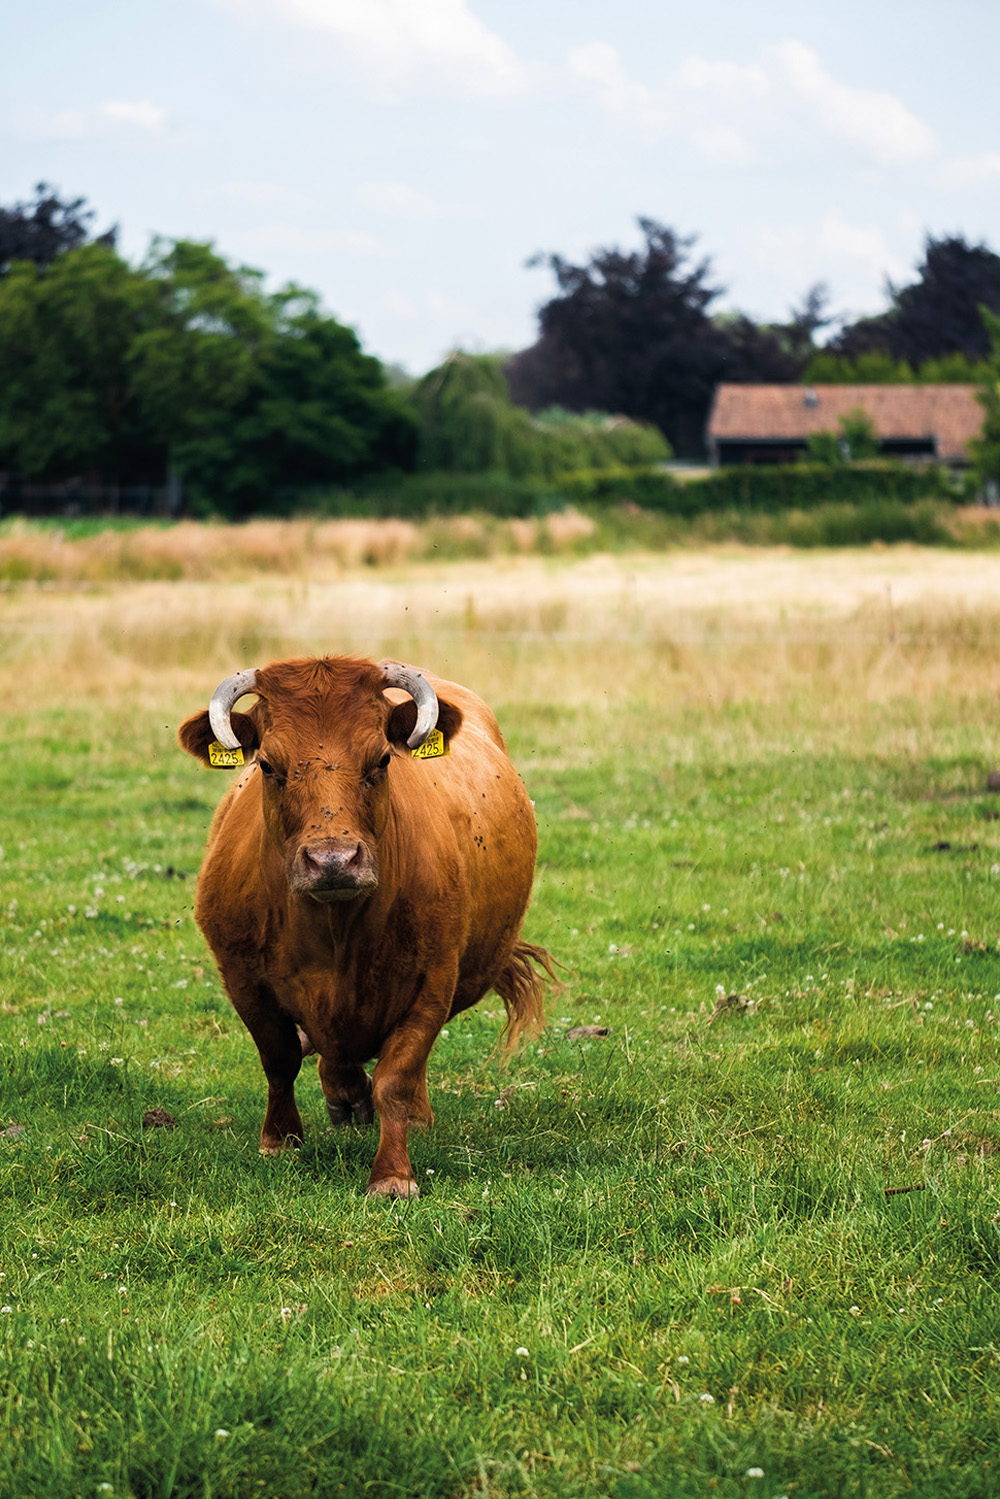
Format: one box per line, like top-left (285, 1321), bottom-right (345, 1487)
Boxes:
top-left (4, 546), bottom-right (1000, 775)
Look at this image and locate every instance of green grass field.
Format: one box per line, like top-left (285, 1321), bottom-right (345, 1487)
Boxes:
top-left (2, 545), bottom-right (1000, 1498)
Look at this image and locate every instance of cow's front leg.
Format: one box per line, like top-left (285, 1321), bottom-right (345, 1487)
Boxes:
top-left (223, 974), bottom-right (304, 1154)
top-left (367, 978), bottom-right (454, 1198)
top-left (318, 1056), bottom-right (374, 1126)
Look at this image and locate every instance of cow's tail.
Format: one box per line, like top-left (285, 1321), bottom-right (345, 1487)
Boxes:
top-left (493, 939), bottom-right (562, 1054)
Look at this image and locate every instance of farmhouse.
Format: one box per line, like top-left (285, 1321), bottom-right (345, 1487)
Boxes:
top-left (706, 383), bottom-right (982, 467)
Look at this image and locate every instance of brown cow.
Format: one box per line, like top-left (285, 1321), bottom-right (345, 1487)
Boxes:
top-left (178, 654), bottom-right (555, 1198)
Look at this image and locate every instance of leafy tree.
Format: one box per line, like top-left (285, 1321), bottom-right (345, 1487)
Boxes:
top-left (721, 284), bottom-right (835, 383)
top-left (0, 243), bottom-right (161, 478)
top-left (413, 351), bottom-right (669, 480)
top-left (806, 407), bottom-right (880, 465)
top-left (0, 183), bottom-right (114, 275)
top-left (176, 282), bottom-right (417, 515)
top-left (0, 237), bottom-right (416, 511)
top-left (832, 235), bottom-right (1000, 365)
top-left (969, 307), bottom-right (1000, 491)
top-left (506, 220), bottom-right (731, 456)
top-left (802, 349), bottom-right (916, 384)
top-left (507, 221), bottom-right (830, 455)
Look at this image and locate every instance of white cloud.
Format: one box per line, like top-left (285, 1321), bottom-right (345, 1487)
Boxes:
top-left (100, 99), bottom-right (168, 132)
top-left (567, 42), bottom-right (670, 142)
top-left (767, 41), bottom-right (935, 166)
top-left (569, 38), bottom-right (936, 170)
top-left (246, 223), bottom-right (397, 257)
top-left (357, 180), bottom-right (458, 219)
top-left (227, 0), bottom-right (528, 99)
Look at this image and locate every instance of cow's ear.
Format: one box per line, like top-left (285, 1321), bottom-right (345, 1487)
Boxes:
top-left (178, 710), bottom-right (260, 767)
top-left (387, 695), bottom-right (463, 751)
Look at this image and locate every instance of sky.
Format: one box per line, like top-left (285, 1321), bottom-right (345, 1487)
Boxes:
top-left (4, 0), bottom-right (1000, 374)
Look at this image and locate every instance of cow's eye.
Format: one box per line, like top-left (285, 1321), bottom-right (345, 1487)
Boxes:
top-left (258, 758), bottom-right (282, 782)
top-left (363, 752), bottom-right (391, 785)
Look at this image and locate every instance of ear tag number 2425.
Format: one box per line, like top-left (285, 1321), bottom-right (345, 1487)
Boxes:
top-left (412, 729), bottom-right (449, 761)
top-left (209, 741), bottom-right (245, 769)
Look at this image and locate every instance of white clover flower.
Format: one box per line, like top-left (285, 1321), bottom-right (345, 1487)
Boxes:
top-left (515, 1346), bottom-right (529, 1357)
top-left (215, 1429), bottom-right (230, 1441)
top-left (698, 1392), bottom-right (714, 1405)
top-left (746, 1469), bottom-right (765, 1479)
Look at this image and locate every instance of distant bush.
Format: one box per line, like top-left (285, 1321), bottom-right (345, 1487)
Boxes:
top-left (308, 470), bottom-right (565, 520)
top-left (410, 352), bottom-right (670, 479)
top-left (802, 349), bottom-right (990, 384)
top-left (559, 460), bottom-right (954, 514)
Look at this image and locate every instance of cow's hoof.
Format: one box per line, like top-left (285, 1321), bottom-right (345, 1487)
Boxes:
top-left (259, 1138), bottom-right (300, 1156)
top-left (327, 1095), bottom-right (375, 1128)
top-left (366, 1176), bottom-right (419, 1199)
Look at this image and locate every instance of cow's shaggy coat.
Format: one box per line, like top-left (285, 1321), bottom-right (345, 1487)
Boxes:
top-left (179, 655), bottom-right (555, 1197)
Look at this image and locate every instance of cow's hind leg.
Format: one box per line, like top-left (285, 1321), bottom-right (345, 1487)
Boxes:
top-left (224, 975), bottom-right (304, 1154)
top-left (318, 1056), bottom-right (374, 1127)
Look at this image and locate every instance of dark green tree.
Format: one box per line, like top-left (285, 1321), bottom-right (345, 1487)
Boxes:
top-left (413, 351), bottom-right (668, 479)
top-left (0, 242), bottom-right (161, 478)
top-left (0, 183), bottom-right (114, 275)
top-left (0, 237), bottom-right (416, 511)
top-left (969, 307), bottom-right (1000, 490)
top-left (832, 235), bottom-right (1000, 365)
top-left (507, 221), bottom-right (825, 456)
top-left (507, 220), bottom-right (728, 456)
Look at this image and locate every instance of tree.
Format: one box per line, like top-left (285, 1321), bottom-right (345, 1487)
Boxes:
top-left (0, 242), bottom-right (162, 478)
top-left (832, 235), bottom-right (1000, 365)
top-left (174, 282), bottom-right (417, 515)
top-left (806, 408), bottom-right (880, 465)
top-left (507, 221), bottom-right (830, 456)
top-left (969, 307), bottom-right (1000, 491)
top-left (412, 351), bottom-right (668, 480)
top-left (0, 183), bottom-right (114, 275)
top-left (506, 220), bottom-right (731, 456)
top-left (0, 237), bottom-right (417, 510)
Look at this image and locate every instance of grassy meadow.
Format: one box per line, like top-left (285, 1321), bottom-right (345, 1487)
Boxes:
top-left (2, 534), bottom-right (1000, 1497)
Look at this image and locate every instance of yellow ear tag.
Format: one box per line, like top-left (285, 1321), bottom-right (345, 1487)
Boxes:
top-left (411, 729), bottom-right (449, 761)
top-left (208, 740), bottom-right (245, 769)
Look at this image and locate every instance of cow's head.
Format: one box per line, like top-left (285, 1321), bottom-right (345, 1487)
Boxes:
top-left (178, 656), bottom-right (462, 902)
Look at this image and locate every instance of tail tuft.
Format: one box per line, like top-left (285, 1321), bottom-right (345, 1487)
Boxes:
top-left (492, 940), bottom-right (562, 1053)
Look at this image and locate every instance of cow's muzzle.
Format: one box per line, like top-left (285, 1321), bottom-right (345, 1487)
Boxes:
top-left (290, 839), bottom-right (378, 901)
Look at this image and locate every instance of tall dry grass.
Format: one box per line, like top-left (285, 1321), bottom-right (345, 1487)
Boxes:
top-left (3, 547), bottom-right (1000, 773)
top-left (0, 512), bottom-right (601, 585)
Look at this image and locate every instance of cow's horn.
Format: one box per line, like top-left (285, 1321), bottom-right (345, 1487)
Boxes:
top-left (209, 668), bottom-right (259, 750)
top-left (380, 662), bottom-right (439, 750)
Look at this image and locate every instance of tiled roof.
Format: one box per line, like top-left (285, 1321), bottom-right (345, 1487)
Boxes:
top-left (706, 384), bottom-right (982, 462)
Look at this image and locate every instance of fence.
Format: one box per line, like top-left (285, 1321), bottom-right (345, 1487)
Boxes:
top-left (0, 477), bottom-right (183, 519)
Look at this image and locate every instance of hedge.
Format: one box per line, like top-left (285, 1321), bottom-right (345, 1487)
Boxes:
top-left (557, 461), bottom-right (955, 515)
